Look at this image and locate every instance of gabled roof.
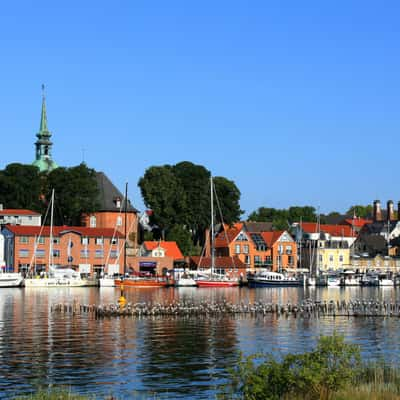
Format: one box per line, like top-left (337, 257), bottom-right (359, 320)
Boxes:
top-left (300, 222), bottom-right (356, 237)
top-left (95, 172), bottom-right (138, 213)
top-left (0, 209), bottom-right (40, 216)
top-left (4, 225), bottom-right (124, 238)
top-left (189, 255), bottom-right (246, 269)
top-left (261, 231), bottom-right (288, 247)
top-left (215, 223), bottom-right (244, 247)
top-left (143, 241), bottom-right (184, 260)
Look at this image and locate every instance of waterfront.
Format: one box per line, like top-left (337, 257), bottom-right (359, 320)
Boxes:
top-left (1, 287), bottom-right (400, 399)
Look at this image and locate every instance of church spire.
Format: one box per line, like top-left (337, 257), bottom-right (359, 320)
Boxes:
top-left (39, 84), bottom-right (49, 133)
top-left (32, 85), bottom-right (58, 173)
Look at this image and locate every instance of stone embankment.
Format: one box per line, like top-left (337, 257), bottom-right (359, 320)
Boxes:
top-left (51, 299), bottom-right (400, 318)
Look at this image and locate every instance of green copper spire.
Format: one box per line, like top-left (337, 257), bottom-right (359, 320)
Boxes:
top-left (32, 85), bottom-right (58, 173)
top-left (39, 84), bottom-right (49, 134)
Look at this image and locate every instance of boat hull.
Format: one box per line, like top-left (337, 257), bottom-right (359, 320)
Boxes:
top-left (114, 279), bottom-right (170, 288)
top-left (196, 280), bottom-right (239, 287)
top-left (248, 279), bottom-right (301, 288)
top-left (99, 277), bottom-right (116, 287)
top-left (175, 278), bottom-right (197, 287)
top-left (0, 274), bottom-right (24, 288)
top-left (24, 278), bottom-right (97, 287)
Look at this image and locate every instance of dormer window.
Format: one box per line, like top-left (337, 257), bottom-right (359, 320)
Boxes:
top-left (90, 215), bottom-right (96, 228)
top-left (114, 197), bottom-right (121, 209)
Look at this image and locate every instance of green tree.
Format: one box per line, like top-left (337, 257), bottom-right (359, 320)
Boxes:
top-left (45, 163), bottom-right (100, 225)
top-left (138, 161), bottom-right (243, 247)
top-left (166, 224), bottom-right (198, 256)
top-left (346, 205), bottom-right (373, 218)
top-left (0, 163), bottom-right (43, 211)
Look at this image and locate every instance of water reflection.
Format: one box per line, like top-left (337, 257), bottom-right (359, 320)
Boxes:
top-left (0, 287), bottom-right (399, 398)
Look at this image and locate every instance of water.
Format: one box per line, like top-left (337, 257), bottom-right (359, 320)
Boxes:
top-left (0, 286), bottom-right (400, 399)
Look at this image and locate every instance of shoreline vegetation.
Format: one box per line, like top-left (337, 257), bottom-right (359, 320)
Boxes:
top-left (219, 333), bottom-right (400, 400)
top-left (12, 335), bottom-right (400, 400)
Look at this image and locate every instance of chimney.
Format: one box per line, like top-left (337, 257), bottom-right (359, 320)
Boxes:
top-left (398, 201), bottom-right (400, 222)
top-left (373, 200), bottom-right (382, 222)
top-left (387, 200), bottom-right (395, 221)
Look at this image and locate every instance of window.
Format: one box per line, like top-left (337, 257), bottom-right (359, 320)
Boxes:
top-left (53, 237), bottom-right (60, 244)
top-left (116, 216), bottom-right (122, 226)
top-left (81, 249), bottom-right (89, 258)
top-left (265, 256), bottom-right (272, 264)
top-left (81, 237), bottom-right (89, 245)
top-left (19, 249), bottom-right (29, 258)
top-left (278, 245), bottom-right (283, 254)
top-left (235, 244), bottom-right (241, 254)
top-left (96, 237), bottom-right (103, 245)
top-left (35, 249), bottom-right (45, 258)
top-left (243, 244), bottom-right (249, 254)
top-left (19, 236), bottom-right (29, 244)
top-left (244, 255), bottom-right (250, 264)
top-left (286, 245), bottom-right (292, 255)
top-left (288, 255), bottom-right (293, 265)
top-left (53, 250), bottom-right (60, 257)
top-left (110, 237), bottom-right (118, 245)
top-left (339, 255), bottom-right (344, 263)
top-left (90, 216), bottom-right (96, 228)
top-left (319, 254), bottom-right (323, 263)
top-left (254, 255), bottom-right (261, 265)
top-left (329, 254), bottom-right (334, 262)
top-left (95, 250), bottom-right (104, 258)
top-left (38, 237), bottom-right (45, 244)
top-left (110, 250), bottom-right (119, 258)
top-left (236, 232), bottom-right (248, 241)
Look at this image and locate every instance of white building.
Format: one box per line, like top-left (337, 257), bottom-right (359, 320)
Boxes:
top-left (0, 206), bottom-right (41, 226)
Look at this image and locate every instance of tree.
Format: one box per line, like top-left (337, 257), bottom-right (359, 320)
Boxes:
top-left (138, 161), bottom-right (243, 247)
top-left (45, 163), bottom-right (100, 225)
top-left (166, 224), bottom-right (198, 256)
top-left (0, 163), bottom-right (43, 211)
top-left (346, 205), bottom-right (373, 218)
top-left (248, 206), bottom-right (317, 230)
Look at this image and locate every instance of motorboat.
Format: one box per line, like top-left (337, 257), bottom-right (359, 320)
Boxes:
top-left (0, 272), bottom-right (24, 288)
top-left (247, 271), bottom-right (301, 288)
top-left (340, 270), bottom-right (361, 286)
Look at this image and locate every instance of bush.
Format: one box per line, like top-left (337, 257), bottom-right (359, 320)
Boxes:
top-left (221, 333), bottom-right (361, 400)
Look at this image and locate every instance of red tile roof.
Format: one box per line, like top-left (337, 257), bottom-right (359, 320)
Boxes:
top-left (0, 209), bottom-right (40, 216)
top-left (143, 241), bottom-right (184, 260)
top-left (300, 222), bottom-right (356, 237)
top-left (4, 225), bottom-right (124, 238)
top-left (215, 223), bottom-right (244, 247)
top-left (344, 218), bottom-right (372, 228)
top-left (260, 231), bottom-right (288, 247)
top-left (189, 256), bottom-right (246, 269)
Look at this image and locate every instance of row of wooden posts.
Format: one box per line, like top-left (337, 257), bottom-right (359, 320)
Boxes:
top-left (50, 299), bottom-right (400, 318)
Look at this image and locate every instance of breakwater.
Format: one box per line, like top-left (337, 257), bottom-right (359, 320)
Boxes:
top-left (51, 299), bottom-right (400, 318)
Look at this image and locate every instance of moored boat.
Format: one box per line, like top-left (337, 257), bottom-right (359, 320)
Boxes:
top-left (0, 272), bottom-right (24, 288)
top-left (114, 275), bottom-right (172, 288)
top-left (247, 270), bottom-right (301, 288)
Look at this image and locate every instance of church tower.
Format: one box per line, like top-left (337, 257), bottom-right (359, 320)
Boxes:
top-left (32, 86), bottom-right (58, 173)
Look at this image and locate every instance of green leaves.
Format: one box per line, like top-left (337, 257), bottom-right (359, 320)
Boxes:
top-left (222, 333), bottom-right (361, 400)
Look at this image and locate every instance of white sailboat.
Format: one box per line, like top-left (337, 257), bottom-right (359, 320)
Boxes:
top-left (196, 176), bottom-right (239, 288)
top-left (25, 190), bottom-right (89, 288)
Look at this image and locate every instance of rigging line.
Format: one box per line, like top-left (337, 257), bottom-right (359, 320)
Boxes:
top-left (115, 210), bottom-right (137, 271)
top-left (27, 195), bottom-right (52, 275)
top-left (213, 182), bottom-right (237, 271)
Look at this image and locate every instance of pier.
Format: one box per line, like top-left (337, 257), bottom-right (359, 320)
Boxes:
top-left (51, 299), bottom-right (400, 319)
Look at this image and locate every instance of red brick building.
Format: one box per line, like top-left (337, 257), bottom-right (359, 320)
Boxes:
top-left (3, 225), bottom-right (124, 276)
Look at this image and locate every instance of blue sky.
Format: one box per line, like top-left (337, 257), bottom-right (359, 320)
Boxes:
top-left (1, 1), bottom-right (399, 216)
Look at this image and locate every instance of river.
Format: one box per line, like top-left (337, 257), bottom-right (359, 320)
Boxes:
top-left (0, 286), bottom-right (399, 399)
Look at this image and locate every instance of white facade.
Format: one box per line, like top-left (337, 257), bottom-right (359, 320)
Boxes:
top-left (0, 210), bottom-right (41, 226)
top-left (0, 233), bottom-right (4, 268)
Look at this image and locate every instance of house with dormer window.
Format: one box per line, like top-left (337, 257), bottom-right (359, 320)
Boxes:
top-left (214, 222), bottom-right (297, 272)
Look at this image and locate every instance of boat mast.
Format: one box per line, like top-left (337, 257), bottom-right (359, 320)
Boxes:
top-left (48, 189), bottom-right (54, 271)
top-left (123, 182), bottom-right (128, 276)
top-left (210, 176), bottom-right (215, 275)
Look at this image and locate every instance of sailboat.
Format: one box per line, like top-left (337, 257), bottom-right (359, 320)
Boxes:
top-left (25, 190), bottom-right (90, 288)
top-left (196, 176), bottom-right (239, 288)
top-left (0, 268), bottom-right (24, 288)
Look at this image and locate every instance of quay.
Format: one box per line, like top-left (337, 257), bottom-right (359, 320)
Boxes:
top-left (51, 299), bottom-right (400, 319)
